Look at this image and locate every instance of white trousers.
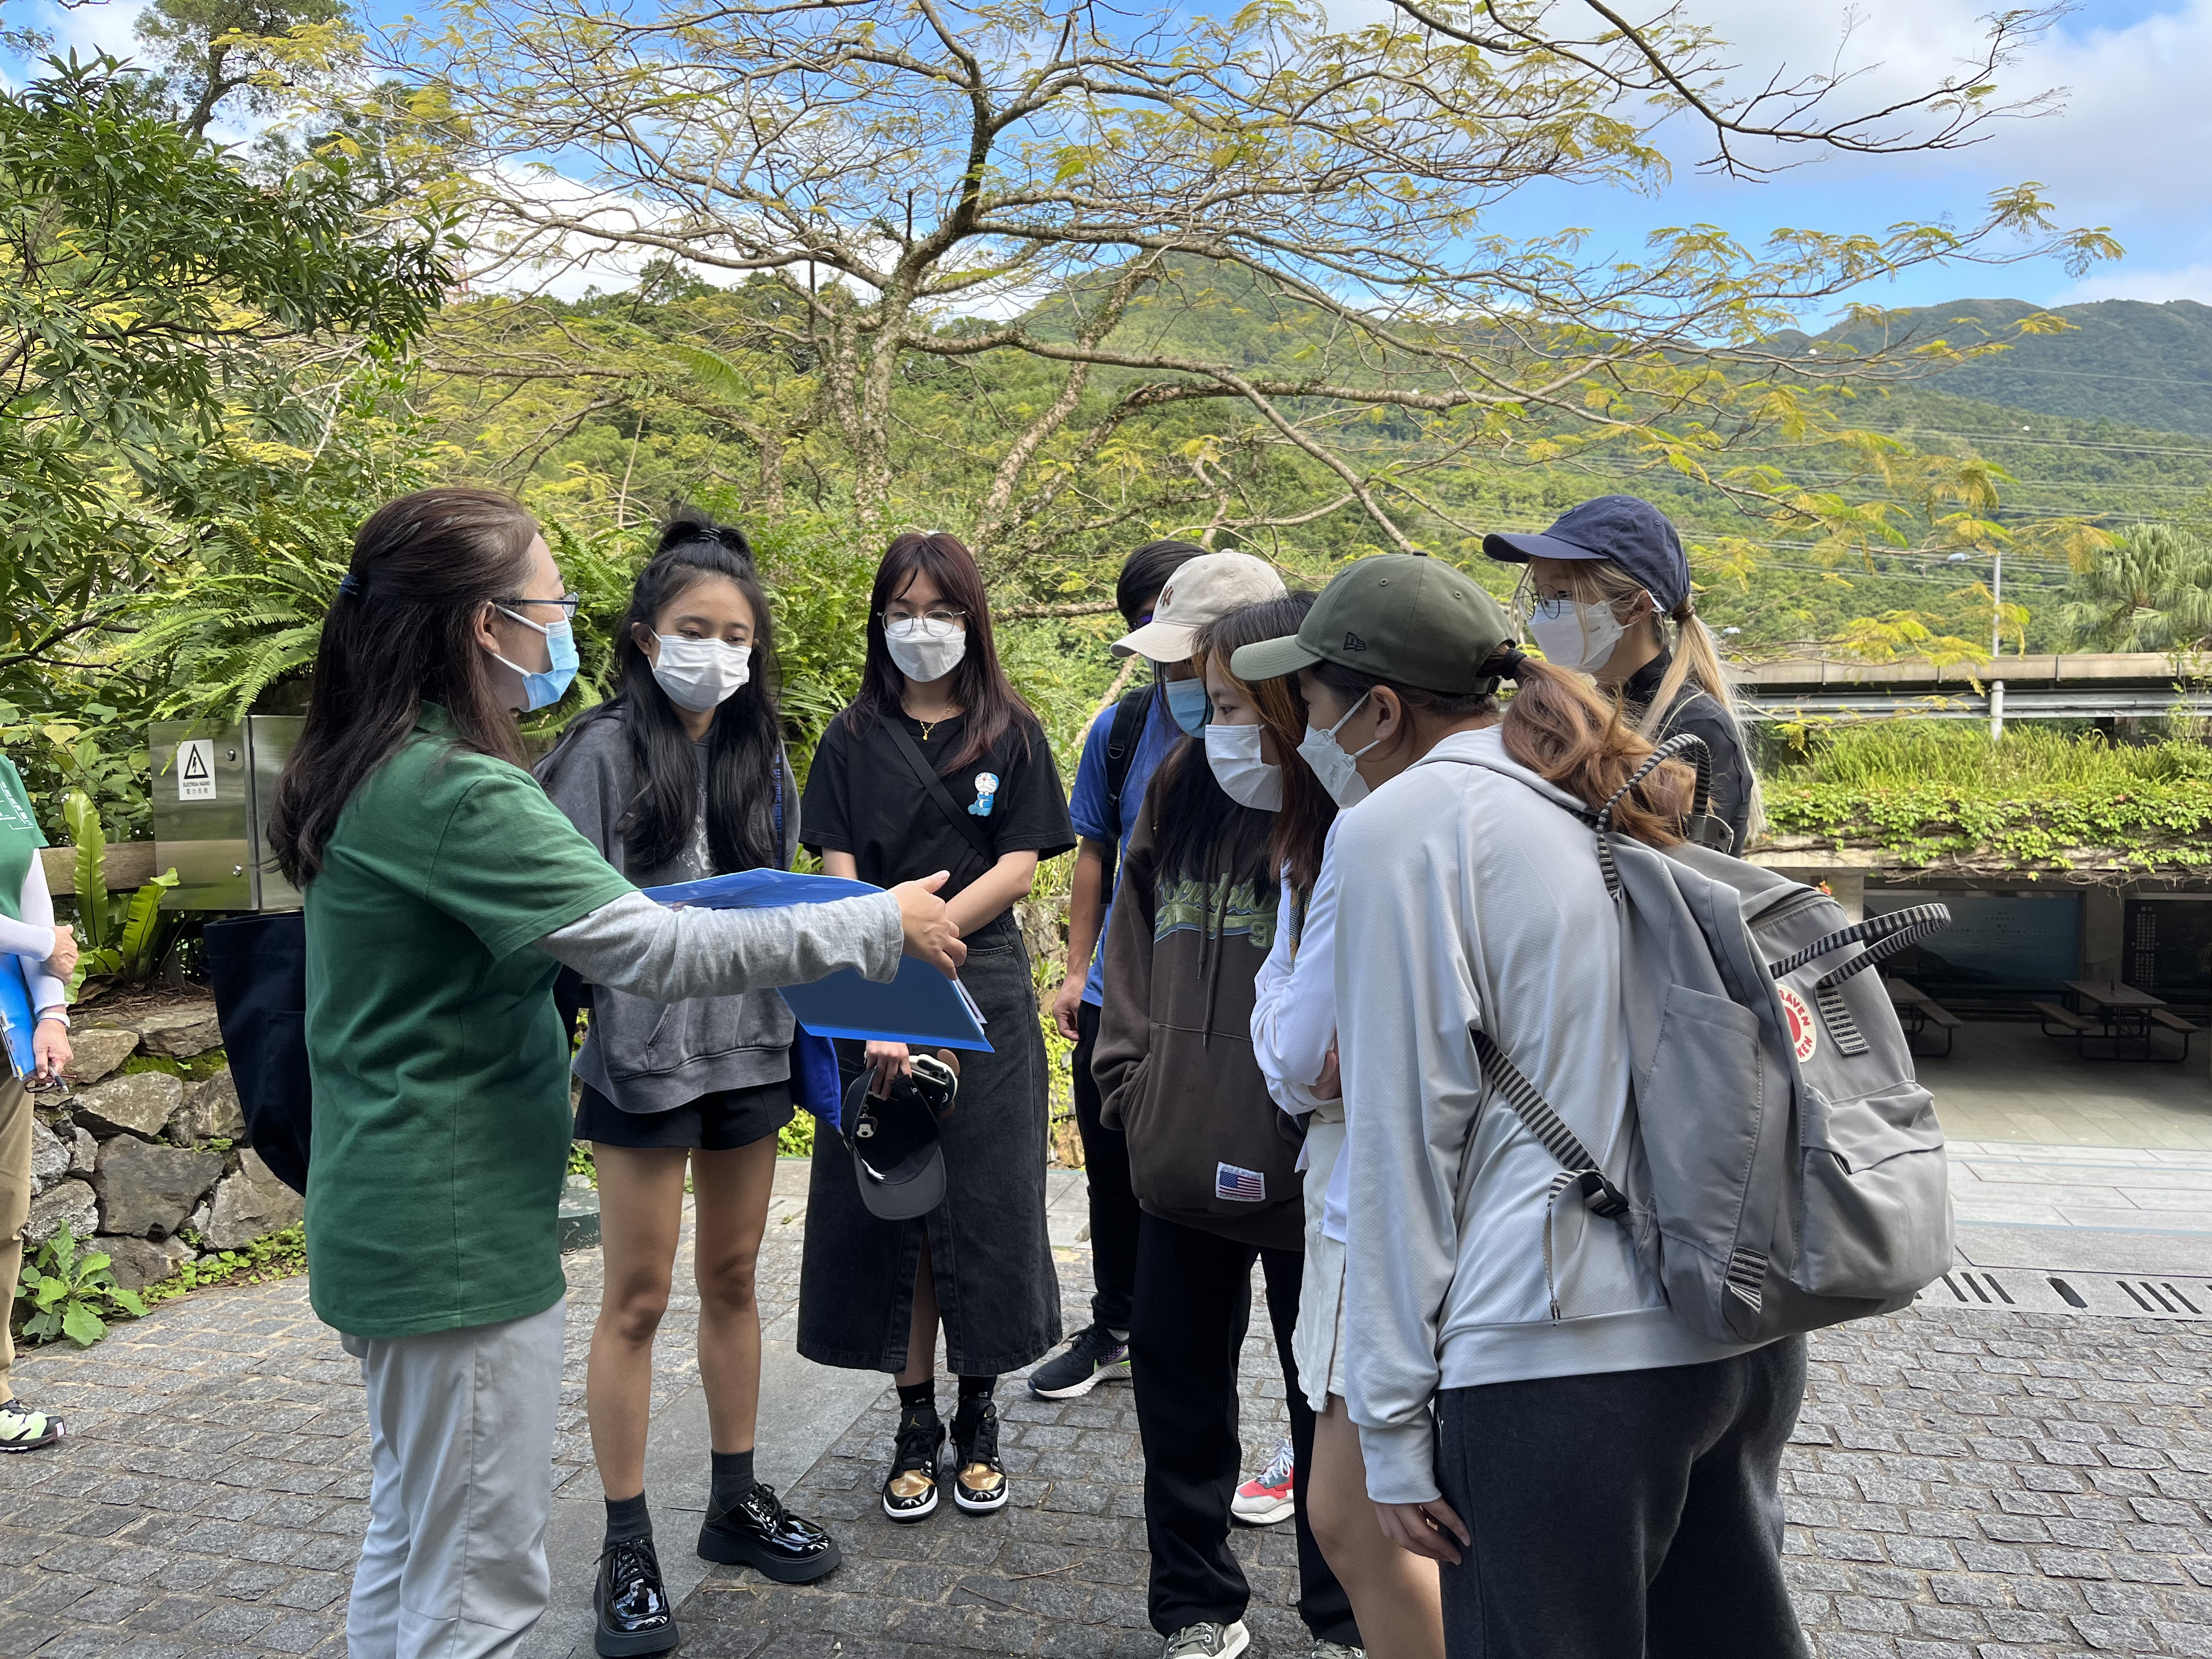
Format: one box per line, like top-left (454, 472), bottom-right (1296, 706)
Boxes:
top-left (343, 1299), bottom-right (566, 1659)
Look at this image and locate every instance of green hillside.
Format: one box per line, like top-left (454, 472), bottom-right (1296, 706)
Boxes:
top-left (1774, 296), bottom-right (2212, 438)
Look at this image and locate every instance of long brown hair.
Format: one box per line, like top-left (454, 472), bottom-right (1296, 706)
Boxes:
top-left (1499, 657), bottom-right (1692, 847)
top-left (1197, 595), bottom-right (1334, 896)
top-left (268, 487), bottom-right (541, 884)
top-left (843, 531), bottom-right (1034, 774)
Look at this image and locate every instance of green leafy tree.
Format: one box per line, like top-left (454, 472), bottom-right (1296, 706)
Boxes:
top-left (134, 0), bottom-right (351, 139)
top-left (0, 55), bottom-right (451, 727)
top-left (2055, 524), bottom-right (2212, 654)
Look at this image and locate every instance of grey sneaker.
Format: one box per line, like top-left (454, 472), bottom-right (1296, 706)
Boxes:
top-left (1312, 1643), bottom-right (1364, 1659)
top-left (1164, 1622), bottom-right (1250, 1659)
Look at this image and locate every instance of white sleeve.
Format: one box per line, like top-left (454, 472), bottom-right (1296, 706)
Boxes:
top-left (12, 856), bottom-right (66, 1015)
top-left (1250, 827), bottom-right (1341, 1115)
top-left (537, 888), bottom-right (903, 1001)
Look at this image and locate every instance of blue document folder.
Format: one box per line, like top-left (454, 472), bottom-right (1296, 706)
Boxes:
top-left (640, 869), bottom-right (993, 1052)
top-left (0, 956), bottom-right (36, 1080)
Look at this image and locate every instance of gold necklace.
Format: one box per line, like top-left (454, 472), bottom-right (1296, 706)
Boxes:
top-left (917, 717), bottom-right (940, 742)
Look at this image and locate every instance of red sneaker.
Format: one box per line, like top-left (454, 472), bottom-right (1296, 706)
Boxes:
top-left (1230, 1437), bottom-right (1295, 1526)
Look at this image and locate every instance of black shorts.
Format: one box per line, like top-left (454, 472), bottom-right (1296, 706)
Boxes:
top-left (574, 1079), bottom-right (795, 1152)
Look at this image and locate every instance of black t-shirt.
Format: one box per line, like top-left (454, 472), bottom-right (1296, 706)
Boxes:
top-left (1624, 648), bottom-right (1753, 855)
top-left (802, 708), bottom-right (1076, 923)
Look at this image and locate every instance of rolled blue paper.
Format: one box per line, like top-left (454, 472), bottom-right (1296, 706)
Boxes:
top-left (640, 868), bottom-right (992, 1053)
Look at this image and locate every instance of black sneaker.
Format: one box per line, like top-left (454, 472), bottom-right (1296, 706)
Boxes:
top-left (698, 1481), bottom-right (841, 1583)
top-left (594, 1536), bottom-right (678, 1657)
top-left (950, 1398), bottom-right (1008, 1515)
top-left (1028, 1324), bottom-right (1131, 1400)
top-left (882, 1401), bottom-right (945, 1523)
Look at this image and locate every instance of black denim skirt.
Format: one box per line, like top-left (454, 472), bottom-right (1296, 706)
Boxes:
top-left (797, 916), bottom-right (1062, 1376)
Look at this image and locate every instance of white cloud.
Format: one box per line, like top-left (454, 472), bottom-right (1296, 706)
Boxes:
top-left (2053, 262), bottom-right (2212, 305)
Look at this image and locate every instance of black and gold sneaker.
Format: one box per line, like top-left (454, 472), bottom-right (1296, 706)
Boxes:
top-left (882, 1400), bottom-right (945, 1523)
top-left (949, 1397), bottom-right (1008, 1515)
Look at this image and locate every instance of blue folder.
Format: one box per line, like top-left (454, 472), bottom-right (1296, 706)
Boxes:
top-left (0, 956), bottom-right (36, 1080)
top-left (640, 869), bottom-right (992, 1053)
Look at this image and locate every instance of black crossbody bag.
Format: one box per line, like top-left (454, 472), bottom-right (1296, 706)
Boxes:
top-left (884, 721), bottom-right (1000, 868)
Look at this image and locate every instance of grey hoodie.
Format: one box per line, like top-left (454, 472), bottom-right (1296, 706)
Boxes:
top-left (535, 706), bottom-right (804, 1113)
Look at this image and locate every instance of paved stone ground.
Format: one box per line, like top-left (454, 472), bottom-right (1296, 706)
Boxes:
top-left (3, 1171), bottom-right (2209, 1658)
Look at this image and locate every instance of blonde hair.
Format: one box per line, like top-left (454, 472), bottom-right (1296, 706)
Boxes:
top-left (1557, 560), bottom-right (1765, 843)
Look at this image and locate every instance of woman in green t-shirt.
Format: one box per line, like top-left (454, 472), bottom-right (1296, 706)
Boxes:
top-left (264, 486), bottom-right (964, 1659)
top-left (0, 751), bottom-right (76, 1454)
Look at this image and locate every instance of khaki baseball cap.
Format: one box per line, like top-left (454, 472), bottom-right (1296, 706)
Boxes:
top-left (1229, 555), bottom-right (1516, 694)
top-left (1112, 552), bottom-right (1288, 660)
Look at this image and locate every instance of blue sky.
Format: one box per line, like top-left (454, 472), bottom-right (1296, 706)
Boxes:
top-left (15, 0), bottom-right (2210, 320)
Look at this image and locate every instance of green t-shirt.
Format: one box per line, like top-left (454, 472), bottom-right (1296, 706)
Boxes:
top-left (303, 706), bottom-right (634, 1338)
top-left (0, 755), bottom-right (46, 926)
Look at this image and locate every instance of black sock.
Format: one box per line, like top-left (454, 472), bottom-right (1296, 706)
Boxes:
top-left (603, 1492), bottom-right (651, 1549)
top-left (896, 1380), bottom-right (937, 1417)
top-left (710, 1449), bottom-right (755, 1514)
top-left (955, 1375), bottom-right (996, 1419)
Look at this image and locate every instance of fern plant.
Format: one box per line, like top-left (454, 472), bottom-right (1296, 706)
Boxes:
top-left (63, 789), bottom-right (181, 992)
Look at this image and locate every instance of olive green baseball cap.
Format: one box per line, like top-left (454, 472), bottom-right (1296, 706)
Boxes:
top-left (1229, 555), bottom-right (1517, 693)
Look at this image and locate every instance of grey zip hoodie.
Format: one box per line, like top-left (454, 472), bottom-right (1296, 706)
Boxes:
top-left (1335, 726), bottom-right (1750, 1505)
top-left (535, 706), bottom-right (805, 1112)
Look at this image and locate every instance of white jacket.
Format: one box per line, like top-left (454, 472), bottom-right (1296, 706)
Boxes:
top-left (1335, 726), bottom-right (1750, 1504)
top-left (1250, 825), bottom-right (1351, 1242)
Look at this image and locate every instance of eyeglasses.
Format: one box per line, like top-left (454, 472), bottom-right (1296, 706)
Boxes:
top-left (499, 592), bottom-right (582, 618)
top-left (880, 608), bottom-right (967, 636)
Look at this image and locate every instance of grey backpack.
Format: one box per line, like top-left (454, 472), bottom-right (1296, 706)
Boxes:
top-left (1435, 736), bottom-right (1955, 1346)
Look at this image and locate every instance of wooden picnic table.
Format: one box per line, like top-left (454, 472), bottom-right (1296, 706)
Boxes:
top-left (1886, 978), bottom-right (1929, 1007)
top-left (2065, 979), bottom-right (2166, 1011)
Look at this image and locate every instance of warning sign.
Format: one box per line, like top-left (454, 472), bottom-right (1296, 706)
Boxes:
top-left (177, 738), bottom-right (217, 802)
top-left (1777, 984), bottom-right (1818, 1064)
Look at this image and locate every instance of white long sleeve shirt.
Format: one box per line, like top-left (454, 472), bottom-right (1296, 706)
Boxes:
top-left (1250, 822), bottom-right (1349, 1240)
top-left (4, 856), bottom-right (67, 1017)
top-left (1334, 727), bottom-right (1748, 1505)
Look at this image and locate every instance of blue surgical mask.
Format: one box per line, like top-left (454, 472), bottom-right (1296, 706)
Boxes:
top-left (1163, 676), bottom-right (1210, 736)
top-left (492, 606), bottom-right (579, 712)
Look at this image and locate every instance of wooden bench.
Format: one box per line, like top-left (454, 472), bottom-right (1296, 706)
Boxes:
top-left (2151, 1007), bottom-right (2204, 1062)
top-left (2033, 1000), bottom-right (2095, 1036)
top-left (1911, 1000), bottom-right (1963, 1058)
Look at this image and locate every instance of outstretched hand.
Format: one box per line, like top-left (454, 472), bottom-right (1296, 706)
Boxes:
top-left (890, 871), bottom-right (965, 977)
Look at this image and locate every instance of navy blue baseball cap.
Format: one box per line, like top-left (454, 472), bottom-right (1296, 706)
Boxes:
top-left (1482, 496), bottom-right (1689, 613)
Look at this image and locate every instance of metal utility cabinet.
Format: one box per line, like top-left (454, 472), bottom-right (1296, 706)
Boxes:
top-left (148, 717), bottom-right (305, 912)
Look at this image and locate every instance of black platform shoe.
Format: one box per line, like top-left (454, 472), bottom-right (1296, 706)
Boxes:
top-left (594, 1536), bottom-right (679, 1657)
top-left (882, 1400), bottom-right (945, 1522)
top-left (697, 1481), bottom-right (842, 1583)
top-left (950, 1398), bottom-right (1008, 1515)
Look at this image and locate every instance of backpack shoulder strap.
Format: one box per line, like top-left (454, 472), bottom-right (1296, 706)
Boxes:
top-left (885, 719), bottom-right (1000, 866)
top-left (1098, 685), bottom-right (1154, 896)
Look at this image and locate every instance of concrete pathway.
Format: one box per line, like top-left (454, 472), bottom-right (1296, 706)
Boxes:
top-left (1, 1156), bottom-right (2207, 1659)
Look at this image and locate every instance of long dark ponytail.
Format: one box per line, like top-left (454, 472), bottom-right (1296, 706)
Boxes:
top-left (268, 487), bottom-right (540, 884)
top-left (590, 512), bottom-right (783, 874)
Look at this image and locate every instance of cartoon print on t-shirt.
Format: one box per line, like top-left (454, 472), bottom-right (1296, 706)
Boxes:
top-left (968, 771), bottom-right (1000, 817)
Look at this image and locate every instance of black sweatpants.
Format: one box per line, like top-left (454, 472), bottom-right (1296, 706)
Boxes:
top-left (1071, 1000), bottom-right (1139, 1331)
top-left (1130, 1212), bottom-right (1361, 1645)
top-left (1432, 1336), bottom-right (1810, 1659)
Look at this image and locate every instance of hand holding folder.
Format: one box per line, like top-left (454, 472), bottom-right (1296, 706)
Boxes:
top-left (642, 868), bottom-right (994, 1053)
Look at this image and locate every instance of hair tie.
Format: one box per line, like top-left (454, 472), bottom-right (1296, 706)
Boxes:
top-left (1495, 646), bottom-right (1531, 680)
top-left (337, 572), bottom-right (364, 599)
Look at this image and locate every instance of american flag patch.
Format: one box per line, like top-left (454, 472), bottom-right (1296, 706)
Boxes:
top-left (1216, 1163), bottom-right (1266, 1203)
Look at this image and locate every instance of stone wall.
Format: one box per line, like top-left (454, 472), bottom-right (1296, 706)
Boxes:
top-left (24, 1001), bottom-right (302, 1291)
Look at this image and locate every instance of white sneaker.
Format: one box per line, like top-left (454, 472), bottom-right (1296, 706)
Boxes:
top-left (1312, 1642), bottom-right (1365, 1659)
top-left (1230, 1437), bottom-right (1295, 1526)
top-left (1164, 1621), bottom-right (1250, 1659)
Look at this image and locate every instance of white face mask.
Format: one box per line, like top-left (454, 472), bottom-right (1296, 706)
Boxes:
top-left (1204, 722), bottom-right (1283, 811)
top-left (884, 617), bottom-right (968, 683)
top-left (1526, 596), bottom-right (1627, 674)
top-left (1297, 691), bottom-right (1379, 809)
top-left (650, 635), bottom-right (752, 713)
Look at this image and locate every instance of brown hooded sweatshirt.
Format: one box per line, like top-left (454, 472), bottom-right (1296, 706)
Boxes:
top-left (1093, 770), bottom-right (1306, 1250)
